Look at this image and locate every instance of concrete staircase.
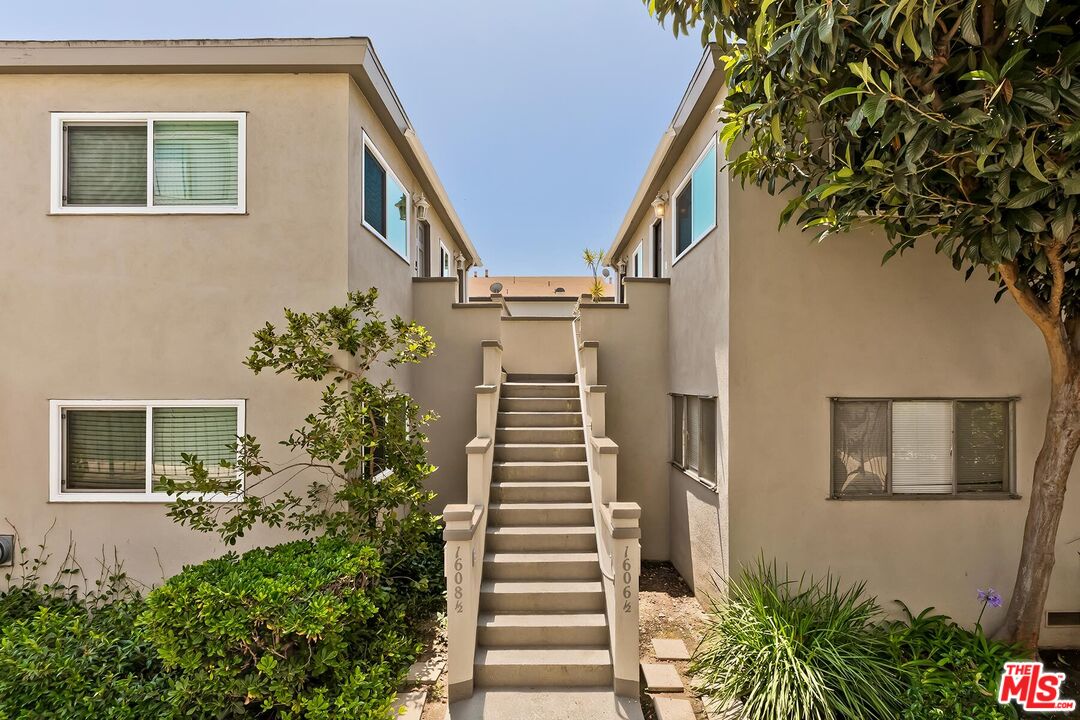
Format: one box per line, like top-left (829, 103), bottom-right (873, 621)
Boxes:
top-left (475, 372), bottom-right (613, 689)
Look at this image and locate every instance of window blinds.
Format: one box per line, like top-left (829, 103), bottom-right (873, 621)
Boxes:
top-left (686, 397), bottom-right (701, 471)
top-left (364, 147), bottom-right (387, 237)
top-left (891, 401), bottom-right (954, 493)
top-left (152, 407), bottom-right (238, 490)
top-left (153, 121), bottom-right (238, 206)
top-left (672, 395), bottom-right (685, 467)
top-left (65, 125), bottom-right (147, 206)
top-left (64, 409), bottom-right (147, 491)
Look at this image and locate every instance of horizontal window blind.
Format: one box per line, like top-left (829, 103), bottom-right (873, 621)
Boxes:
top-left (65, 125), bottom-right (147, 206)
top-left (152, 407), bottom-right (238, 490)
top-left (686, 396), bottom-right (701, 472)
top-left (892, 401), bottom-right (954, 494)
top-left (956, 401), bottom-right (1009, 493)
top-left (700, 398), bottom-right (717, 482)
top-left (153, 121), bottom-right (239, 206)
top-left (831, 401), bottom-right (889, 496)
top-left (64, 409), bottom-right (146, 491)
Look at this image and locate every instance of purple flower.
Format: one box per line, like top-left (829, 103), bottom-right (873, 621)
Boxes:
top-left (978, 588), bottom-right (1003, 608)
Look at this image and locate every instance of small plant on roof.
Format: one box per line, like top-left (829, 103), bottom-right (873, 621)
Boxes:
top-left (583, 248), bottom-right (607, 300)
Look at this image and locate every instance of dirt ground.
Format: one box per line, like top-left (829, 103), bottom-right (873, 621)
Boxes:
top-left (637, 561), bottom-right (712, 720)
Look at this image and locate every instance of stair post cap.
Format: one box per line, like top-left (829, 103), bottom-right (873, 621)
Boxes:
top-left (475, 384), bottom-right (498, 394)
top-left (579, 340), bottom-right (600, 349)
top-left (466, 436), bottom-right (493, 454)
top-left (481, 340), bottom-right (503, 349)
top-left (586, 385), bottom-right (607, 394)
top-left (608, 502), bottom-right (641, 520)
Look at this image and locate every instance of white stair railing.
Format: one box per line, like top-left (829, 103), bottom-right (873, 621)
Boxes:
top-left (443, 340), bottom-right (503, 702)
top-left (572, 320), bottom-right (641, 698)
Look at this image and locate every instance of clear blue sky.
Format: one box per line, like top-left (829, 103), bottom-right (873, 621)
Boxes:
top-left (7, 1), bottom-right (706, 275)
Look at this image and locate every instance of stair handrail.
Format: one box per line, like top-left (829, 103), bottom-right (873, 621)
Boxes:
top-left (571, 316), bottom-right (641, 698)
top-left (443, 339), bottom-right (503, 703)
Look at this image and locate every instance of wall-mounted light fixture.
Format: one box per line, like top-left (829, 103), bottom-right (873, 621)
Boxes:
top-left (0, 535), bottom-right (13, 567)
top-left (651, 192), bottom-right (669, 219)
top-left (414, 193), bottom-right (430, 222)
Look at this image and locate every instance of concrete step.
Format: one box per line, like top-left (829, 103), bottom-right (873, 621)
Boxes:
top-left (489, 502), bottom-right (594, 527)
top-left (494, 443), bottom-right (587, 463)
top-left (486, 525), bottom-right (596, 552)
top-left (484, 551), bottom-right (601, 581)
top-left (492, 461), bottom-right (588, 482)
top-left (505, 373), bottom-right (575, 384)
top-left (490, 481), bottom-right (591, 503)
top-left (474, 647), bottom-right (613, 688)
top-left (500, 397), bottom-right (582, 413)
top-left (496, 426), bottom-right (585, 444)
top-left (498, 411), bottom-right (583, 428)
top-left (480, 580), bottom-right (605, 612)
top-left (477, 612), bottom-right (608, 647)
top-left (501, 382), bottom-right (579, 399)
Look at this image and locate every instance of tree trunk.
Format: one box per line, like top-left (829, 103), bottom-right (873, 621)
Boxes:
top-left (1000, 374), bottom-right (1080, 654)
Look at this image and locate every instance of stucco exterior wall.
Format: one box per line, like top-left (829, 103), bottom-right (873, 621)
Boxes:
top-left (579, 280), bottom-right (672, 560)
top-left (727, 184), bottom-right (1080, 646)
top-left (614, 88), bottom-right (731, 595)
top-left (0, 71), bottom-right (471, 586)
top-left (500, 318), bottom-right (577, 375)
top-left (410, 280), bottom-right (502, 507)
top-left (0, 73), bottom-right (355, 581)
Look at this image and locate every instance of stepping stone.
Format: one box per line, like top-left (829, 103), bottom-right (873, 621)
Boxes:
top-left (703, 696), bottom-right (745, 720)
top-left (653, 697), bottom-right (696, 720)
top-left (407, 657), bottom-right (445, 685)
top-left (652, 638), bottom-right (691, 660)
top-left (390, 690), bottom-right (426, 720)
top-left (641, 662), bottom-right (684, 692)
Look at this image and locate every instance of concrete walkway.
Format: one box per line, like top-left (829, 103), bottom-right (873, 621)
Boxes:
top-left (448, 688), bottom-right (645, 720)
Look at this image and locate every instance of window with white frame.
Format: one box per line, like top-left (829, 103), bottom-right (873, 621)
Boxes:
top-left (651, 220), bottom-right (664, 278)
top-left (440, 242), bottom-right (451, 277)
top-left (51, 113), bottom-right (245, 214)
top-left (50, 400), bottom-right (244, 502)
top-left (831, 398), bottom-right (1015, 498)
top-left (673, 135), bottom-right (717, 262)
top-left (632, 243), bottom-right (643, 278)
top-left (672, 394), bottom-right (717, 484)
top-left (362, 132), bottom-right (409, 261)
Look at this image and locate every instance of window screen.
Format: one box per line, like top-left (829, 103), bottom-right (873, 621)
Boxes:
top-left (63, 409), bottom-right (147, 491)
top-left (672, 395), bottom-right (685, 467)
top-left (363, 147), bottom-right (387, 237)
top-left (153, 121), bottom-right (239, 206)
top-left (152, 406), bottom-right (238, 490)
top-left (956, 401), bottom-right (1010, 493)
top-left (65, 125), bottom-right (148, 206)
top-left (831, 401), bottom-right (889, 497)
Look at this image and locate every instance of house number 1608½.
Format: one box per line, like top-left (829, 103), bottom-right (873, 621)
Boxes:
top-left (453, 546), bottom-right (464, 614)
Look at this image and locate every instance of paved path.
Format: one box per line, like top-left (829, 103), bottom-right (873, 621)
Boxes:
top-left (448, 688), bottom-right (645, 720)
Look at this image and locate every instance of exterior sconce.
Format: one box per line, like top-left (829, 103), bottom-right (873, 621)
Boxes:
top-left (0, 535), bottom-right (12, 567)
top-left (616, 259), bottom-right (627, 275)
top-left (651, 192), bottom-right (669, 219)
top-left (413, 193), bottom-right (430, 222)
top-left (455, 251), bottom-right (466, 271)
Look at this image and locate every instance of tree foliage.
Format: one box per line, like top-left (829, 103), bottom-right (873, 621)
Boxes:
top-left (650, 0), bottom-right (1079, 305)
top-left (161, 289), bottom-right (439, 559)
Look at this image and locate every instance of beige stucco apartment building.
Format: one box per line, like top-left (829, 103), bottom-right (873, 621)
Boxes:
top-left (0, 38), bottom-right (484, 581)
top-left (606, 47), bottom-right (1080, 647)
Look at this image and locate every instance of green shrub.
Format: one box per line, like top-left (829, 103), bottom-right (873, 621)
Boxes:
top-left (140, 536), bottom-right (426, 719)
top-left (692, 561), bottom-right (905, 720)
top-left (886, 604), bottom-right (1021, 720)
top-left (0, 601), bottom-right (172, 720)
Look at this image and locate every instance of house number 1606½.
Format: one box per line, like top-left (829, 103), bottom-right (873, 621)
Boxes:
top-left (622, 546), bottom-right (633, 613)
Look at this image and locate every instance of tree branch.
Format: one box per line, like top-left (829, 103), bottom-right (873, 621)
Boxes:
top-left (1049, 242), bottom-right (1066, 322)
top-left (999, 260), bottom-right (1074, 384)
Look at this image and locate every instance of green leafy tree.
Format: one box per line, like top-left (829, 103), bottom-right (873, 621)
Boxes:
top-left (161, 289), bottom-right (439, 560)
top-left (647, 0), bottom-right (1080, 651)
